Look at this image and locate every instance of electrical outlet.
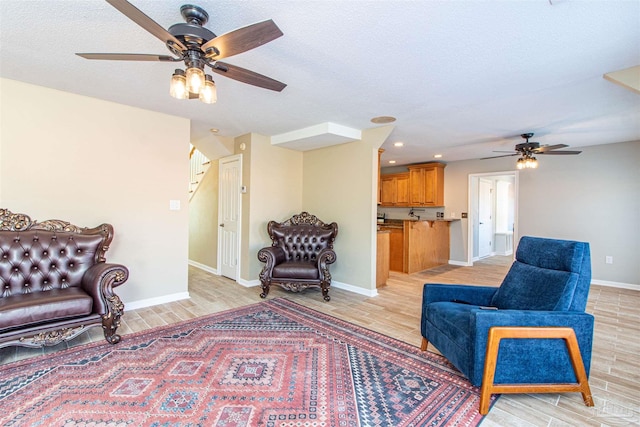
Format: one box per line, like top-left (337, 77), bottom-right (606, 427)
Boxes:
top-left (450, 212), bottom-right (456, 218)
top-left (605, 256), bottom-right (613, 264)
top-left (461, 212), bottom-right (468, 218)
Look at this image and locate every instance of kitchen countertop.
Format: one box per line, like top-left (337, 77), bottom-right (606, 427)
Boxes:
top-left (378, 218), bottom-right (461, 229)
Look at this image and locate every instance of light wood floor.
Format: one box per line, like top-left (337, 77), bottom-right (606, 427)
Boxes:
top-left (1, 257), bottom-right (638, 426)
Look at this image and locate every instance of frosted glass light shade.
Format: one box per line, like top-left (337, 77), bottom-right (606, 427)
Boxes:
top-left (169, 70), bottom-right (188, 100)
top-left (186, 67), bottom-right (205, 94)
top-left (199, 75), bottom-right (217, 104)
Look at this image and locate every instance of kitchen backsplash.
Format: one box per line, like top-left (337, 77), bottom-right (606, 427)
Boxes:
top-left (377, 207), bottom-right (445, 221)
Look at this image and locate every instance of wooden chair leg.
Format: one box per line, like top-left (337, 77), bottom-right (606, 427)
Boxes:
top-left (479, 326), bottom-right (594, 415)
top-left (420, 337), bottom-right (428, 351)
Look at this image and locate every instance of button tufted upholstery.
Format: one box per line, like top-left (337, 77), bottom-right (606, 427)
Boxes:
top-left (258, 212), bottom-right (338, 301)
top-left (0, 231), bottom-right (104, 296)
top-left (0, 209), bottom-right (129, 349)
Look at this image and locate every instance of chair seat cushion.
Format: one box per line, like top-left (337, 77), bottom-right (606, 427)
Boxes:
top-left (272, 261), bottom-right (319, 280)
top-left (426, 301), bottom-right (476, 350)
top-left (0, 288), bottom-right (93, 330)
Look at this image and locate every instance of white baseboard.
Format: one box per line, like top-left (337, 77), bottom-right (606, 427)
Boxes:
top-left (125, 292), bottom-right (191, 311)
top-left (189, 260), bottom-right (378, 297)
top-left (332, 280), bottom-right (378, 297)
top-left (449, 260), bottom-right (472, 267)
top-left (237, 278), bottom-right (260, 288)
top-left (188, 260), bottom-right (218, 275)
top-left (591, 279), bottom-right (639, 291)
top-left (494, 250), bottom-right (513, 256)
top-left (240, 279), bottom-right (376, 296)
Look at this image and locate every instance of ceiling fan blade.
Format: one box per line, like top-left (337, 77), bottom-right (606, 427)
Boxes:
top-left (77, 53), bottom-right (179, 61)
top-left (201, 20), bottom-right (283, 60)
top-left (211, 62), bottom-right (286, 92)
top-left (538, 150), bottom-right (582, 155)
top-left (480, 153), bottom-right (520, 160)
top-left (534, 144), bottom-right (569, 153)
top-left (106, 0), bottom-right (187, 52)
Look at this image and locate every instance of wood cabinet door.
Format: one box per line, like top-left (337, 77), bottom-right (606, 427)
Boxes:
top-left (380, 176), bottom-right (396, 206)
top-left (423, 167), bottom-right (437, 205)
top-left (396, 175), bottom-right (410, 206)
top-left (388, 228), bottom-right (404, 272)
top-left (409, 168), bottom-right (425, 205)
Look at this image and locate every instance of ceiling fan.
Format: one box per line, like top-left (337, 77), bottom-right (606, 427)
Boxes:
top-left (76, 0), bottom-right (286, 103)
top-left (482, 133), bottom-right (582, 169)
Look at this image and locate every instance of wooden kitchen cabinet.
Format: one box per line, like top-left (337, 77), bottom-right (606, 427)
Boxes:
top-left (407, 163), bottom-right (446, 207)
top-left (404, 220), bottom-right (451, 273)
top-left (376, 230), bottom-right (390, 287)
top-left (380, 173), bottom-right (409, 206)
top-left (388, 227), bottom-right (405, 272)
top-left (380, 220), bottom-right (453, 274)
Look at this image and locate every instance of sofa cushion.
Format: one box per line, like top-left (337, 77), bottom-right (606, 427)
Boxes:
top-left (272, 261), bottom-right (319, 280)
top-left (0, 230), bottom-right (105, 292)
top-left (0, 288), bottom-right (93, 330)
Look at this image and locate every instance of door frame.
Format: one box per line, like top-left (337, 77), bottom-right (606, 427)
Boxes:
top-left (467, 170), bottom-right (518, 265)
top-left (477, 177), bottom-right (495, 259)
top-left (217, 154), bottom-right (243, 281)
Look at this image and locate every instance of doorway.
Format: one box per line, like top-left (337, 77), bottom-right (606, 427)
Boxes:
top-left (468, 171), bottom-right (518, 263)
top-left (217, 154), bottom-right (242, 280)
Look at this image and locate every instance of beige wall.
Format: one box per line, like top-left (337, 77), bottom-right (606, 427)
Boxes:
top-left (444, 140), bottom-right (639, 286)
top-left (0, 78), bottom-right (191, 305)
top-left (238, 133), bottom-right (303, 281)
top-left (188, 159), bottom-right (219, 269)
top-left (303, 126), bottom-right (392, 291)
top-left (229, 126), bottom-right (391, 292)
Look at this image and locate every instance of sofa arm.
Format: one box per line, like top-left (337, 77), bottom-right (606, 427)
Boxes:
top-left (422, 283), bottom-right (498, 307)
top-left (82, 263), bottom-right (129, 315)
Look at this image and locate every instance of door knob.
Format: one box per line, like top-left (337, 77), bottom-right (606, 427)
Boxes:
top-left (219, 224), bottom-right (225, 227)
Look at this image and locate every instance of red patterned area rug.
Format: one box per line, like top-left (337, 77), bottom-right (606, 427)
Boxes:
top-left (0, 298), bottom-right (494, 426)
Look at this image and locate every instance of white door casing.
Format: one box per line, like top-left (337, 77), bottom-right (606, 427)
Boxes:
top-left (467, 171), bottom-right (518, 265)
top-left (478, 178), bottom-right (494, 258)
top-left (217, 155), bottom-right (242, 280)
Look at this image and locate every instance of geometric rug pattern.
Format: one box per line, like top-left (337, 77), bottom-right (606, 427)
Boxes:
top-left (0, 298), bottom-right (493, 426)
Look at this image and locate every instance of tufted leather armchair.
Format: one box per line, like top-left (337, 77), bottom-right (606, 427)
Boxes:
top-left (0, 209), bottom-right (129, 348)
top-left (258, 212), bottom-right (338, 301)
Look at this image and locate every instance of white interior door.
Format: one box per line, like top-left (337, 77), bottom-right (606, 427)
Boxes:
top-left (218, 155), bottom-right (242, 280)
top-left (478, 178), bottom-right (494, 258)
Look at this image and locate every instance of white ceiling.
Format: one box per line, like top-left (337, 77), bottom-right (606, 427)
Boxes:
top-left (1, 0), bottom-right (638, 165)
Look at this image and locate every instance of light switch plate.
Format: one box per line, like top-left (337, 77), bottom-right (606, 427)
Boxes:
top-left (169, 200), bottom-right (181, 211)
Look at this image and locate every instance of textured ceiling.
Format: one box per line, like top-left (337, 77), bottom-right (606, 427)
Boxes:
top-left (1, 0), bottom-right (638, 165)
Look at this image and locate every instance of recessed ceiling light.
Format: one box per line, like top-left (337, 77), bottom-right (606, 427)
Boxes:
top-left (371, 116), bottom-right (397, 124)
top-left (388, 160), bottom-right (396, 164)
top-left (393, 142), bottom-right (404, 147)
top-left (209, 128), bottom-right (219, 133)
top-left (434, 154), bottom-right (443, 158)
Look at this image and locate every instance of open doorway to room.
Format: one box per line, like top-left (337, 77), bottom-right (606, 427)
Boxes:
top-left (468, 171), bottom-right (518, 264)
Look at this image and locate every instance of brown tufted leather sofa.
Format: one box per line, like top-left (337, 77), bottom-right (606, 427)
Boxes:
top-left (0, 209), bottom-right (129, 349)
top-left (258, 212), bottom-right (338, 301)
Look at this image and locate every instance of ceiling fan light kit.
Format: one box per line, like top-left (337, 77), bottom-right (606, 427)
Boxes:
top-left (78, 1), bottom-right (286, 104)
top-left (482, 133), bottom-right (581, 169)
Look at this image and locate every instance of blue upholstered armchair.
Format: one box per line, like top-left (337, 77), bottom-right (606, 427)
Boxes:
top-left (421, 236), bottom-right (595, 414)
